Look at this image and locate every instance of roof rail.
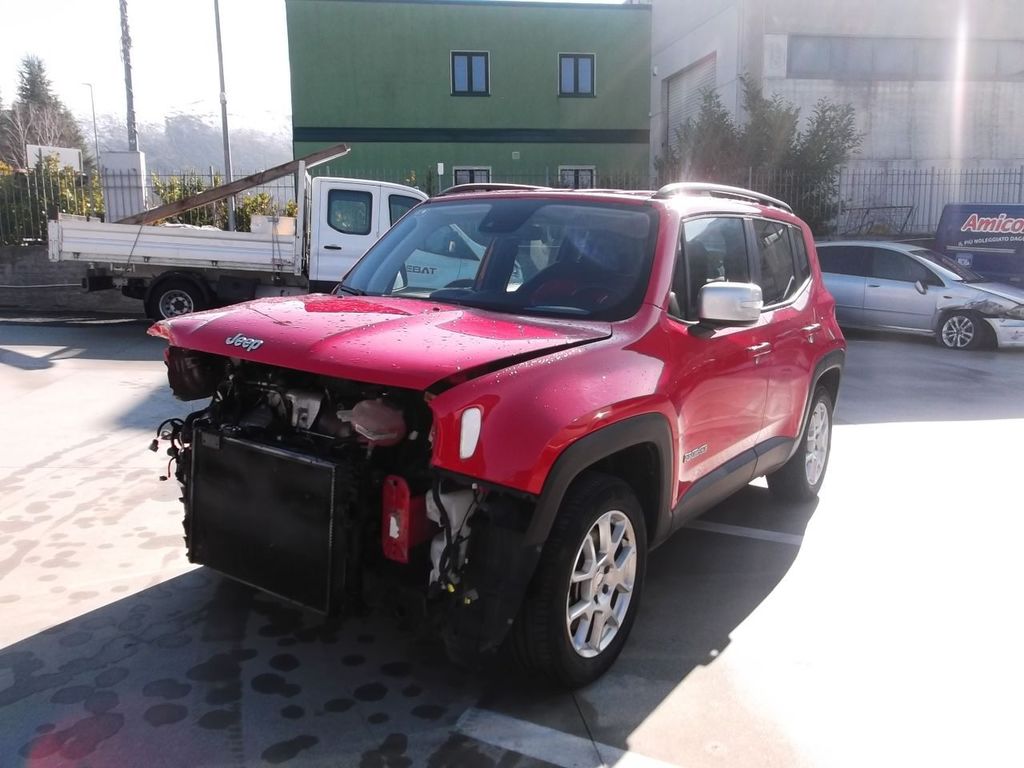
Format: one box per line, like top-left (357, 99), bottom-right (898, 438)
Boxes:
top-left (652, 182), bottom-right (793, 213)
top-left (435, 183), bottom-right (553, 197)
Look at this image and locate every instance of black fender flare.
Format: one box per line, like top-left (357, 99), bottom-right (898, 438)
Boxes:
top-left (785, 348), bottom-right (845, 463)
top-left (457, 412), bottom-right (674, 655)
top-left (525, 412), bottom-right (675, 549)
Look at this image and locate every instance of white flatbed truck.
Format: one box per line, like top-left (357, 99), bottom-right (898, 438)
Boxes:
top-left (47, 145), bottom-right (426, 318)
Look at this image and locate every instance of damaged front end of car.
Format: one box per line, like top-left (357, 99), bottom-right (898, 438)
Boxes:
top-left (151, 344), bottom-right (540, 660)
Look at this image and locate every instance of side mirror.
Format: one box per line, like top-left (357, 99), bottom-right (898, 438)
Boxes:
top-left (698, 282), bottom-right (763, 326)
top-left (914, 279), bottom-right (927, 295)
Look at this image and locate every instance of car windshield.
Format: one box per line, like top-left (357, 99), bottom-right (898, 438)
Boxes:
top-left (910, 248), bottom-right (987, 283)
top-left (338, 197), bottom-right (660, 321)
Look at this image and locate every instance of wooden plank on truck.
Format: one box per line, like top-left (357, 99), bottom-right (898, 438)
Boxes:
top-left (117, 143), bottom-right (350, 226)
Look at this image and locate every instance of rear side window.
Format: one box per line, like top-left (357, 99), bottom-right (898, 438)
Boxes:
top-left (753, 219), bottom-right (798, 305)
top-left (327, 189), bottom-right (372, 235)
top-left (389, 194), bottom-right (420, 225)
top-left (818, 245), bottom-right (869, 276)
top-left (791, 227), bottom-right (811, 283)
top-left (870, 248), bottom-right (935, 283)
top-left (675, 217), bottom-right (750, 320)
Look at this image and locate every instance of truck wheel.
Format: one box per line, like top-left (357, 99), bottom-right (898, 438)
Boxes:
top-left (938, 311), bottom-right (985, 350)
top-left (510, 472), bottom-right (647, 687)
top-left (147, 278), bottom-right (207, 320)
top-left (767, 386), bottom-right (834, 502)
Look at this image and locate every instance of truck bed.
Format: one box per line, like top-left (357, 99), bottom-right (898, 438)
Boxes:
top-left (48, 216), bottom-right (300, 274)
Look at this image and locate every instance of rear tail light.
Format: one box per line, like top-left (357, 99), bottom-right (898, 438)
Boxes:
top-left (381, 475), bottom-right (430, 563)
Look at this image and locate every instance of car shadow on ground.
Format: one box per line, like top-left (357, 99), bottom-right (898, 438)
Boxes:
top-left (478, 485), bottom-right (816, 754)
top-left (0, 487), bottom-right (816, 767)
top-left (0, 316), bottom-right (161, 369)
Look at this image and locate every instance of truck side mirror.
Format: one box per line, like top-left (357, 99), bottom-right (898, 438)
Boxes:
top-left (914, 279), bottom-right (927, 295)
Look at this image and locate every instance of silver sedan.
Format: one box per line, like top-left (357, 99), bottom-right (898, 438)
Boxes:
top-left (817, 240), bottom-right (1024, 350)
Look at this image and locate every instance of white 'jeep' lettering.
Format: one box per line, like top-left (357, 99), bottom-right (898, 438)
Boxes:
top-left (225, 333), bottom-right (264, 352)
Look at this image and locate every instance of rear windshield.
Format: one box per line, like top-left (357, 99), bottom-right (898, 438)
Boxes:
top-left (339, 198), bottom-right (660, 321)
top-left (910, 248), bottom-right (986, 282)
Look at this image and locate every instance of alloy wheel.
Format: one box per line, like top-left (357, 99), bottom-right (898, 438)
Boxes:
top-left (565, 509), bottom-right (637, 658)
top-left (804, 401), bottom-right (830, 487)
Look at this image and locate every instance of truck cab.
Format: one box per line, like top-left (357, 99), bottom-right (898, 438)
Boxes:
top-left (308, 177), bottom-right (426, 290)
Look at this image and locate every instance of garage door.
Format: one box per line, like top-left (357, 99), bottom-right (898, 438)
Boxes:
top-left (666, 54), bottom-right (717, 142)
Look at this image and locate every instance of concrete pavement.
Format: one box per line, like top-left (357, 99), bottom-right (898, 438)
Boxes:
top-left (1, 316), bottom-right (1022, 767)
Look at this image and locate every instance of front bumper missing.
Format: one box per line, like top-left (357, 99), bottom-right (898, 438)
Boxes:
top-left (189, 428), bottom-right (343, 612)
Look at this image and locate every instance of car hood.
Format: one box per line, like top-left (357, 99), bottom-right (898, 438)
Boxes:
top-left (972, 282), bottom-right (1024, 305)
top-left (148, 294), bottom-right (612, 390)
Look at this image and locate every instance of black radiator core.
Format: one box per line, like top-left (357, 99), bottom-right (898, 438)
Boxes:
top-left (189, 428), bottom-right (341, 612)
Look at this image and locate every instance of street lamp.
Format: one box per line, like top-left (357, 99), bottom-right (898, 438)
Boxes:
top-left (82, 82), bottom-right (100, 168)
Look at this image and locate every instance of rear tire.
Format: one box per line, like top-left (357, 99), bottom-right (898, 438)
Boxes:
top-left (767, 387), bottom-right (834, 502)
top-left (146, 278), bottom-right (207, 320)
top-left (509, 472), bottom-right (646, 688)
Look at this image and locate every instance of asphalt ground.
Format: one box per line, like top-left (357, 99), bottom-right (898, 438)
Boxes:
top-left (1, 314), bottom-right (1022, 768)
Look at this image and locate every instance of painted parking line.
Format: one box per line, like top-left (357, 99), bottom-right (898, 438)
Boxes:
top-left (456, 707), bottom-right (682, 768)
top-left (686, 520), bottom-right (804, 546)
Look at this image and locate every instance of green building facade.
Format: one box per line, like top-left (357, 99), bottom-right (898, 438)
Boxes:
top-left (285, 0), bottom-right (652, 192)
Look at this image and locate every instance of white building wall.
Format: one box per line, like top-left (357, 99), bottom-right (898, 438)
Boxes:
top-left (650, 0), bottom-right (1024, 169)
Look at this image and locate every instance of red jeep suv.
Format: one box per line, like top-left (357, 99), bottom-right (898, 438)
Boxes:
top-left (151, 183), bottom-right (845, 686)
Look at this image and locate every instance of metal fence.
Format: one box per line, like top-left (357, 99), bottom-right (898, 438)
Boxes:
top-left (4, 163), bottom-right (1024, 247)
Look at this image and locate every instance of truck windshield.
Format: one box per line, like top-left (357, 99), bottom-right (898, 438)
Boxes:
top-left (910, 248), bottom-right (987, 282)
top-left (337, 197), bottom-right (659, 321)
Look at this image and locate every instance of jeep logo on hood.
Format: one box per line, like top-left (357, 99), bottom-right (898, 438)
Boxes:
top-left (225, 332), bottom-right (264, 352)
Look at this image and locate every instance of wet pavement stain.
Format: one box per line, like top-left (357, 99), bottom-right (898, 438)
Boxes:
top-left (360, 733), bottom-right (412, 768)
top-left (261, 734), bottom-right (319, 765)
top-left (280, 704), bottom-right (305, 719)
top-left (197, 709), bottom-right (240, 730)
top-left (355, 682), bottom-right (388, 702)
top-left (411, 704), bottom-right (446, 721)
top-left (269, 653), bottom-right (300, 672)
top-left (251, 672), bottom-right (301, 698)
top-left (142, 678), bottom-right (192, 700)
top-left (143, 703), bottom-right (188, 727)
top-left (324, 697), bottom-right (354, 713)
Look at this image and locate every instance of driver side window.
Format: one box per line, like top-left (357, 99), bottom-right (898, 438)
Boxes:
top-left (671, 217), bottom-right (750, 321)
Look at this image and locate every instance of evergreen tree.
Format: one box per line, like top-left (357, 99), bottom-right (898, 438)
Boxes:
top-left (17, 55), bottom-right (56, 107)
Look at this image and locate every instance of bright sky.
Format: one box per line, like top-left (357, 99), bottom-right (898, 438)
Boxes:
top-left (2, 0), bottom-right (626, 135)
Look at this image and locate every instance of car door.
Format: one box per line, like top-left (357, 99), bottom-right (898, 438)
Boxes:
top-left (863, 247), bottom-right (941, 330)
top-left (817, 244), bottom-right (868, 326)
top-left (750, 218), bottom-right (818, 443)
top-left (313, 180), bottom-right (381, 283)
top-left (665, 216), bottom-right (767, 493)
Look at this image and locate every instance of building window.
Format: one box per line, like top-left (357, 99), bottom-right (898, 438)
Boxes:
top-left (452, 52), bottom-right (489, 95)
top-left (558, 166), bottom-right (596, 189)
top-left (787, 35), bottom-right (1024, 82)
top-left (559, 54), bottom-right (595, 96)
top-left (453, 167), bottom-right (491, 185)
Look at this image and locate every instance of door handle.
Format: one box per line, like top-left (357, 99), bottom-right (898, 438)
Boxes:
top-left (867, 283), bottom-right (880, 287)
top-left (324, 245), bottom-right (342, 251)
top-left (801, 323), bottom-right (821, 333)
top-left (747, 342), bottom-right (772, 355)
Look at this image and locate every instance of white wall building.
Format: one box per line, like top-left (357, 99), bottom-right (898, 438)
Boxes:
top-left (649, 0), bottom-right (1024, 171)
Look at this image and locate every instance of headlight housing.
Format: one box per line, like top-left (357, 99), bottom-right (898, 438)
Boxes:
top-left (1004, 304), bottom-right (1024, 320)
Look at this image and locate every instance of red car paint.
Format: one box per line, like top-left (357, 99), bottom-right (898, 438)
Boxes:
top-left (150, 191), bottom-right (844, 516)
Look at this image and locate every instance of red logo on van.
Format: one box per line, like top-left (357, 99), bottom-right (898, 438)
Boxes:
top-left (962, 213), bottom-right (1024, 234)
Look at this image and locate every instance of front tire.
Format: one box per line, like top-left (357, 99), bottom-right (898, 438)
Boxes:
top-left (510, 472), bottom-right (647, 688)
top-left (938, 311), bottom-right (984, 350)
top-left (767, 386), bottom-right (834, 502)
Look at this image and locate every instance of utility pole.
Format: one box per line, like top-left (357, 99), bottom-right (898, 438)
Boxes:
top-left (214, 0), bottom-right (236, 231)
top-left (82, 83), bottom-right (100, 165)
top-left (119, 0), bottom-right (138, 151)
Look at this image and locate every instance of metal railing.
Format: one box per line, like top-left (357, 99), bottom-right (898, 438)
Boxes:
top-left (4, 163), bottom-right (1024, 246)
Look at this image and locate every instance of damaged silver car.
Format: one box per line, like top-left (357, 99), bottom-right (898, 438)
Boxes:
top-left (817, 241), bottom-right (1024, 350)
